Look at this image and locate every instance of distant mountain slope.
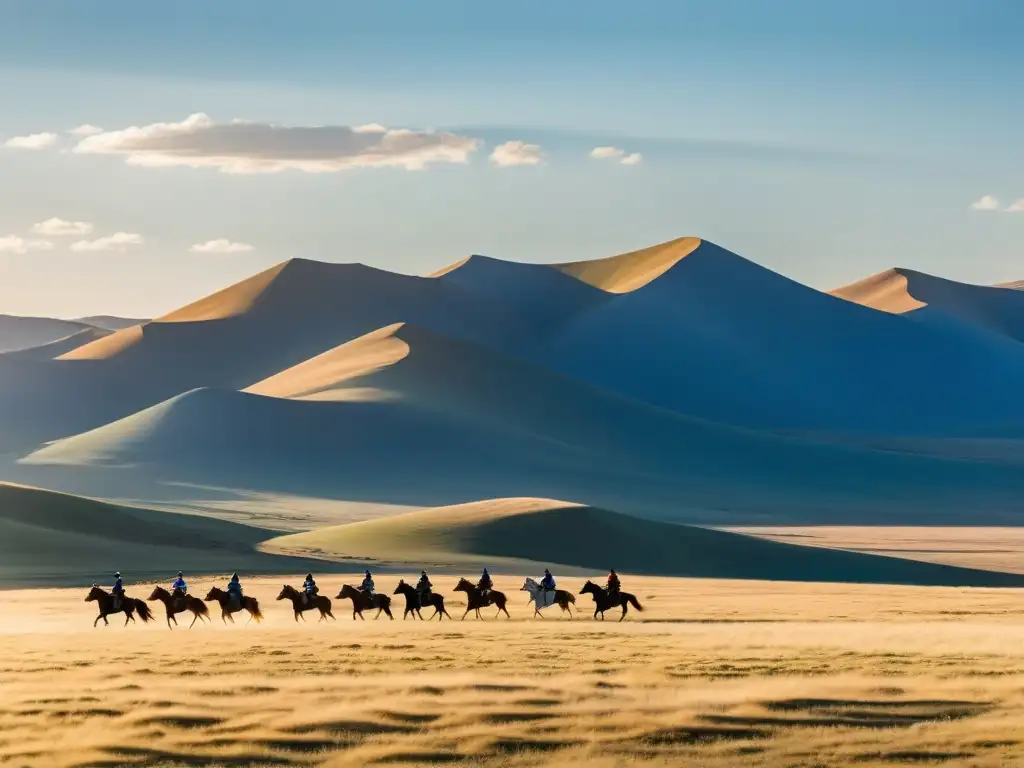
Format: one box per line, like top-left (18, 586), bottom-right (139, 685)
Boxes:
top-left (831, 267), bottom-right (1024, 343)
top-left (1, 327), bottom-right (112, 361)
top-left (0, 482), bottom-right (321, 587)
top-left (0, 315), bottom-right (95, 354)
top-left (25, 324), bottom-right (1024, 524)
top-left (262, 497), bottom-right (1024, 587)
top-left (75, 315), bottom-right (149, 331)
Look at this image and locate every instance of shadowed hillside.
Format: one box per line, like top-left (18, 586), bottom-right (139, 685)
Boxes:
top-left (0, 482), bottom-right (330, 587)
top-left (1, 327), bottom-right (112, 361)
top-left (262, 498), bottom-right (1024, 587)
top-left (0, 315), bottom-right (97, 354)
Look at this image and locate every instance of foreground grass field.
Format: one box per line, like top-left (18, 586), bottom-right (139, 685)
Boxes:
top-left (3, 574), bottom-right (1024, 767)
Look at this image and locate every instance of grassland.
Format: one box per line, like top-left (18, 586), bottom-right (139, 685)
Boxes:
top-left (3, 574), bottom-right (1024, 767)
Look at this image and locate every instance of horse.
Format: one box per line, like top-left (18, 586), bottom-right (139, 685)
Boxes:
top-left (521, 577), bottom-right (575, 618)
top-left (147, 585), bottom-right (210, 629)
top-left (277, 584), bottom-right (335, 622)
top-left (336, 584), bottom-right (394, 620)
top-left (204, 586), bottom-right (264, 624)
top-left (453, 577), bottom-right (510, 620)
top-left (579, 580), bottom-right (643, 621)
top-left (393, 579), bottom-right (451, 620)
top-left (85, 585), bottom-right (154, 628)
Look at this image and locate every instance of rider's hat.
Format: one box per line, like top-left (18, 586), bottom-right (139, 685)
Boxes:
top-left (365, 569), bottom-right (371, 576)
top-left (115, 571), bottom-right (120, 577)
top-left (306, 572), bottom-right (313, 579)
top-left (177, 571), bottom-right (183, 576)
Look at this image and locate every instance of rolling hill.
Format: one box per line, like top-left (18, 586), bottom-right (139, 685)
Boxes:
top-left (0, 482), bottom-right (326, 587)
top-left (0, 315), bottom-right (97, 354)
top-left (262, 497), bottom-right (1024, 587)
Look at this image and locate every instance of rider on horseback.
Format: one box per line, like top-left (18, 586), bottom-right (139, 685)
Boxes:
top-left (112, 571), bottom-right (125, 609)
top-left (303, 573), bottom-right (319, 605)
top-left (539, 569), bottom-right (556, 603)
top-left (606, 569), bottom-right (620, 598)
top-left (477, 568), bottom-right (492, 597)
top-left (171, 571), bottom-right (187, 609)
top-left (227, 572), bottom-right (244, 609)
top-left (360, 570), bottom-right (375, 602)
top-left (416, 570), bottom-right (432, 604)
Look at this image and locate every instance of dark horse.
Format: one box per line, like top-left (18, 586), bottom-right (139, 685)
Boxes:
top-left (336, 584), bottom-right (394, 620)
top-left (204, 586), bottom-right (264, 624)
top-left (277, 584), bottom-right (335, 622)
top-left (393, 579), bottom-right (451, 620)
top-left (148, 586), bottom-right (210, 629)
top-left (85, 585), bottom-right (154, 628)
top-left (453, 578), bottom-right (510, 620)
top-left (579, 580), bottom-right (643, 621)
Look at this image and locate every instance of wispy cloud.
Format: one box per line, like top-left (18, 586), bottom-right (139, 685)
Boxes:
top-left (68, 124), bottom-right (104, 137)
top-left (1006, 199), bottom-right (1024, 213)
top-left (31, 217), bottom-right (94, 237)
top-left (73, 113), bottom-right (481, 173)
top-left (489, 140), bottom-right (545, 167)
top-left (969, 195), bottom-right (1001, 211)
top-left (590, 145), bottom-right (642, 165)
top-left (4, 132), bottom-right (58, 150)
top-left (70, 232), bottom-right (144, 252)
top-left (190, 239), bottom-right (254, 254)
top-left (0, 236), bottom-right (54, 254)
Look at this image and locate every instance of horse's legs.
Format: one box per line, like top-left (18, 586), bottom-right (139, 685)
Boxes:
top-left (619, 603), bottom-right (628, 622)
top-left (94, 613), bottom-right (102, 628)
top-left (461, 608), bottom-right (470, 621)
top-left (124, 613), bottom-right (131, 626)
top-left (166, 612), bottom-right (173, 629)
top-left (189, 613), bottom-right (199, 629)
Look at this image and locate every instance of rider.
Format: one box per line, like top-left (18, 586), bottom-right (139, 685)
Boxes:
top-left (477, 567), bottom-right (493, 596)
top-left (171, 571), bottom-right (187, 609)
top-left (360, 569), bottom-right (375, 601)
top-left (416, 570), bottom-right (432, 603)
top-left (539, 568), bottom-right (556, 597)
top-left (303, 573), bottom-right (319, 605)
top-left (227, 572), bottom-right (244, 608)
top-left (606, 569), bottom-right (620, 598)
top-left (112, 571), bottom-right (125, 609)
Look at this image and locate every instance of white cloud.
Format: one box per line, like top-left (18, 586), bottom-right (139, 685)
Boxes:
top-left (970, 195), bottom-right (1001, 211)
top-left (489, 140), bottom-right (545, 167)
top-left (69, 124), bottom-right (104, 137)
top-left (591, 145), bottom-right (642, 165)
top-left (190, 239), bottom-right (254, 254)
top-left (0, 236), bottom-right (54, 254)
top-left (70, 232), bottom-right (144, 252)
top-left (31, 217), bottom-right (94, 237)
top-left (1005, 199), bottom-right (1024, 213)
top-left (73, 113), bottom-right (481, 173)
top-left (4, 132), bottom-right (58, 150)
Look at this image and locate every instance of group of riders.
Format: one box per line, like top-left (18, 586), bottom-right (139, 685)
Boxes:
top-left (108, 566), bottom-right (623, 610)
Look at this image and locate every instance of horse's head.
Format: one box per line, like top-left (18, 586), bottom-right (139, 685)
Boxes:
top-left (454, 578), bottom-right (472, 592)
top-left (338, 584), bottom-right (357, 599)
top-left (276, 585), bottom-right (295, 600)
top-left (393, 580), bottom-right (408, 594)
top-left (148, 586), bottom-right (167, 601)
top-left (579, 580), bottom-right (598, 595)
top-left (204, 587), bottom-right (222, 601)
top-left (85, 585), bottom-right (104, 602)
top-left (521, 578), bottom-right (538, 591)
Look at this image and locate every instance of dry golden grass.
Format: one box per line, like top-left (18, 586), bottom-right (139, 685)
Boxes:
top-left (4, 574), bottom-right (1024, 767)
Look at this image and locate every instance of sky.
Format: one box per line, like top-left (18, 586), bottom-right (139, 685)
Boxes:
top-left (0, 0), bottom-right (1022, 318)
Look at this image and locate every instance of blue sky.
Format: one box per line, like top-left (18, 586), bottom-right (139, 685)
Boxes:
top-left (0, 0), bottom-right (1021, 317)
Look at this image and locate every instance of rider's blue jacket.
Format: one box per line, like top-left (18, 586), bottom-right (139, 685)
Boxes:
top-left (540, 572), bottom-right (556, 590)
top-left (113, 577), bottom-right (124, 593)
top-left (172, 577), bottom-right (187, 591)
top-left (304, 578), bottom-right (317, 593)
top-left (361, 576), bottom-right (375, 593)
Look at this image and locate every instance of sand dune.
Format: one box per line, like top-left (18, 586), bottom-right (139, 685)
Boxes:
top-left (831, 267), bottom-right (1024, 343)
top-left (262, 497), bottom-right (1024, 587)
top-left (0, 482), bottom-right (323, 587)
top-left (0, 326), bottom-right (112, 361)
top-left (24, 322), bottom-right (1024, 524)
top-left (552, 236), bottom-right (704, 292)
top-left (74, 315), bottom-right (148, 331)
top-left (0, 314), bottom-right (96, 354)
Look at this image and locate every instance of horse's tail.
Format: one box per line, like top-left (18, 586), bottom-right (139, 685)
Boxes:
top-left (565, 592), bottom-right (576, 604)
top-left (626, 593), bottom-right (643, 612)
top-left (134, 599), bottom-right (154, 622)
top-left (193, 598), bottom-right (210, 616)
top-left (249, 598), bottom-right (264, 622)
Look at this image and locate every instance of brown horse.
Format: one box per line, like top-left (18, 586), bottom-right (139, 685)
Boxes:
top-left (148, 586), bottom-right (210, 629)
top-left (277, 584), bottom-right (335, 622)
top-left (336, 584), bottom-right (394, 620)
top-left (204, 586), bottom-right (263, 624)
top-left (393, 579), bottom-right (451, 620)
top-left (579, 580), bottom-right (643, 621)
top-left (453, 577), bottom-right (510, 620)
top-left (85, 585), bottom-right (154, 628)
